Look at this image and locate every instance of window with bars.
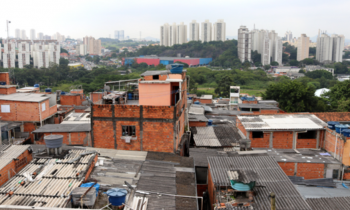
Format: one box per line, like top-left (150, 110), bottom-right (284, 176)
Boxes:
top-left (122, 126), bottom-right (136, 137)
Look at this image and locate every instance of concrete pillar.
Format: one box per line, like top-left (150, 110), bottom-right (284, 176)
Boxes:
top-left (292, 131), bottom-right (297, 149)
top-left (316, 130), bottom-right (320, 148)
top-left (68, 133), bottom-right (71, 144)
top-left (269, 132), bottom-right (273, 148)
top-left (246, 131), bottom-right (250, 139)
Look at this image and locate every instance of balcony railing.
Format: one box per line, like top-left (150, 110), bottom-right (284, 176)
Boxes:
top-left (230, 101), bottom-right (238, 104)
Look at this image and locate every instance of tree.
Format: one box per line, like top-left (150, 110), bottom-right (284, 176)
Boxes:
top-left (289, 60), bottom-right (299, 66)
top-left (326, 80), bottom-right (350, 111)
top-left (299, 69), bottom-right (306, 74)
top-left (59, 58), bottom-right (69, 66)
top-left (214, 75), bottom-right (234, 97)
top-left (309, 47), bottom-right (316, 56)
top-left (111, 53), bottom-right (117, 58)
top-left (271, 61), bottom-right (279, 66)
top-left (262, 80), bottom-right (318, 112)
top-left (264, 65), bottom-right (271, 70)
top-left (282, 53), bottom-right (289, 63)
top-left (60, 48), bottom-right (68, 54)
top-left (301, 58), bottom-right (315, 65)
top-left (305, 70), bottom-right (333, 79)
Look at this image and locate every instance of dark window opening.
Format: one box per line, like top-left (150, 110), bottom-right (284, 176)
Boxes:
top-left (122, 126), bottom-right (136, 136)
top-left (333, 169), bottom-right (339, 179)
top-left (252, 108), bottom-right (260, 112)
top-left (195, 167), bottom-right (208, 184)
top-left (298, 130), bottom-right (316, 139)
top-left (230, 89), bottom-right (239, 93)
top-left (153, 75), bottom-right (159, 80)
top-left (241, 108), bottom-right (250, 112)
top-left (252, 131), bottom-right (264, 138)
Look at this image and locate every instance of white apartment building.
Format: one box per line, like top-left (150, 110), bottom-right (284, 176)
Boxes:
top-left (84, 36), bottom-right (102, 55)
top-left (251, 29), bottom-right (261, 53)
top-left (169, 23), bottom-right (177, 46)
top-left (3, 41), bottom-right (16, 68)
top-left (37, 32), bottom-right (44, 40)
top-left (261, 31), bottom-right (271, 65)
top-left (237, 26), bottom-right (251, 63)
top-left (274, 37), bottom-right (283, 65)
top-left (285, 31), bottom-right (293, 42)
top-left (316, 31), bottom-right (333, 63)
top-left (32, 43), bottom-right (49, 68)
top-left (15, 29), bottom-right (20, 39)
top-left (297, 34), bottom-right (310, 61)
top-left (229, 86), bottom-right (241, 110)
top-left (76, 44), bottom-right (87, 56)
top-left (176, 22), bottom-right (187, 44)
top-left (251, 29), bottom-right (282, 65)
top-left (17, 42), bottom-right (30, 69)
top-left (189, 20), bottom-right (199, 41)
top-left (30, 29), bottom-right (36, 40)
top-left (213, 19), bottom-right (226, 41)
top-left (48, 43), bottom-right (60, 64)
top-left (332, 34), bottom-right (345, 62)
top-left (160, 23), bottom-right (169, 46)
top-left (21, 30), bottom-right (26, 39)
top-left (201, 20), bottom-right (212, 43)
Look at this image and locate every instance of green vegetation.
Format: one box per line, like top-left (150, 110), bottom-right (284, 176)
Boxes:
top-left (100, 38), bottom-right (157, 52)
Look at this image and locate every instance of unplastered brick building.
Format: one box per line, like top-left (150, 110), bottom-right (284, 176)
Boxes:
top-left (91, 69), bottom-right (188, 153)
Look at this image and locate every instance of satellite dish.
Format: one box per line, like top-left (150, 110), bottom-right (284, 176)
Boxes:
top-left (166, 65), bottom-right (172, 71)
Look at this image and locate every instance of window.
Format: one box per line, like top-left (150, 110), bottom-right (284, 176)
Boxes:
top-left (42, 103), bottom-right (46, 111)
top-left (230, 89), bottom-right (239, 93)
top-left (1, 105), bottom-right (10, 113)
top-left (153, 75), bottom-right (159, 80)
top-left (122, 126), bottom-right (136, 137)
top-left (298, 131), bottom-right (316, 139)
top-left (252, 131), bottom-right (264, 138)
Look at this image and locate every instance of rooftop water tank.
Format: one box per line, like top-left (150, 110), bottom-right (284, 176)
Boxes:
top-left (34, 84), bottom-right (40, 88)
top-left (45, 88), bottom-right (52, 93)
top-left (208, 119), bottom-right (213, 126)
top-left (194, 101), bottom-right (200, 104)
top-left (328, 121), bottom-right (340, 130)
top-left (44, 135), bottom-right (63, 155)
top-left (170, 63), bottom-right (184, 74)
top-left (61, 91), bottom-right (66, 95)
top-left (0, 81), bottom-right (6, 85)
top-left (335, 124), bottom-right (349, 134)
top-left (342, 129), bottom-right (350, 138)
top-left (106, 188), bottom-right (127, 206)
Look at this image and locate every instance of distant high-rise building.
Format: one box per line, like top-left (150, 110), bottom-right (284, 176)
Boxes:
top-left (37, 32), bottom-right (44, 40)
top-left (269, 30), bottom-right (282, 65)
top-left (15, 29), bottom-right (20, 39)
top-left (285, 31), bottom-right (293, 42)
top-left (21, 30), bottom-right (26, 39)
top-left (316, 30), bottom-right (333, 63)
top-left (237, 26), bottom-right (251, 63)
top-left (261, 31), bottom-right (271, 66)
top-left (30, 29), bottom-right (36, 40)
top-left (251, 29), bottom-right (282, 65)
top-left (297, 34), bottom-right (310, 61)
top-left (3, 40), bottom-right (16, 68)
top-left (43, 35), bottom-right (51, 40)
top-left (84, 36), bottom-right (101, 55)
top-left (48, 42), bottom-right (60, 64)
top-left (176, 22), bottom-right (187, 44)
top-left (114, 30), bottom-right (125, 40)
top-left (76, 44), bottom-right (87, 56)
top-left (18, 42), bottom-right (30, 69)
top-left (169, 23), bottom-right (177, 46)
top-left (251, 29), bottom-right (261, 53)
top-left (332, 34), bottom-right (345, 62)
top-left (201, 20), bottom-right (212, 43)
top-left (160, 23), bottom-right (169, 46)
top-left (213, 19), bottom-right (226, 41)
top-left (189, 20), bottom-right (199, 41)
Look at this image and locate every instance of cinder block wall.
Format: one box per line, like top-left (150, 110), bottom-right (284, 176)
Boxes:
top-left (278, 162), bottom-right (325, 179)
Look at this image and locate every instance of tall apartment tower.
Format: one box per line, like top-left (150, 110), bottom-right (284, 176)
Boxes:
top-left (119, 30), bottom-right (124, 40)
top-left (261, 31), bottom-right (271, 65)
top-left (32, 43), bottom-right (49, 68)
top-left (332, 34), bottom-right (345, 62)
top-left (21, 30), bottom-right (26, 39)
top-left (316, 30), bottom-right (333, 63)
top-left (76, 44), bottom-right (87, 56)
top-left (237, 26), bottom-right (251, 63)
top-left (85, 37), bottom-right (102, 55)
top-left (30, 29), bottom-right (36, 40)
top-left (160, 23), bottom-right (169, 46)
top-left (176, 22), bottom-right (187, 44)
top-left (269, 31), bottom-right (282, 65)
top-left (3, 40), bottom-right (16, 68)
top-left (201, 20), bottom-right (212, 43)
top-left (251, 29), bottom-right (261, 52)
top-left (213, 19), bottom-right (226, 41)
top-left (285, 31), bottom-right (293, 42)
top-left (15, 29), bottom-right (20, 39)
top-left (37, 32), bottom-right (44, 40)
top-left (48, 42), bottom-right (60, 65)
top-left (297, 34), bottom-right (310, 61)
top-left (169, 23), bottom-right (177, 46)
top-left (18, 42), bottom-right (30, 68)
top-left (189, 20), bottom-right (199, 41)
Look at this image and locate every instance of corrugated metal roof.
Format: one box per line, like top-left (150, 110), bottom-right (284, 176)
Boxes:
top-left (208, 156), bottom-right (312, 210)
top-left (189, 106), bottom-right (205, 115)
top-left (189, 148), bottom-right (228, 167)
top-left (0, 145), bottom-right (30, 170)
top-left (140, 70), bottom-right (169, 76)
top-left (189, 114), bottom-right (208, 122)
top-left (306, 197), bottom-right (350, 210)
top-left (238, 114), bottom-right (327, 131)
top-left (33, 124), bottom-right (91, 133)
top-left (193, 127), bottom-right (221, 147)
top-left (238, 103), bottom-right (278, 109)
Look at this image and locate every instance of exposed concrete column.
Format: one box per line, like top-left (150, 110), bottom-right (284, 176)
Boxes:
top-left (246, 131), bottom-right (250, 139)
top-left (269, 132), bottom-right (273, 148)
top-left (316, 130), bottom-right (320, 148)
top-left (68, 133), bottom-right (71, 145)
top-left (292, 131), bottom-right (297, 149)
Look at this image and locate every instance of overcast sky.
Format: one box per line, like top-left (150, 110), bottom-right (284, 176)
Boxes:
top-left (0, 0), bottom-right (349, 40)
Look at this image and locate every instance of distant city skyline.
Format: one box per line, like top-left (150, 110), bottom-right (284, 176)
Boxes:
top-left (1, 0), bottom-right (349, 40)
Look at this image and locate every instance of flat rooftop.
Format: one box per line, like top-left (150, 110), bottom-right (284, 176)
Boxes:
top-left (0, 93), bottom-right (50, 102)
top-left (238, 103), bottom-right (278, 109)
top-left (33, 123), bottom-right (91, 133)
top-left (238, 114), bottom-right (327, 131)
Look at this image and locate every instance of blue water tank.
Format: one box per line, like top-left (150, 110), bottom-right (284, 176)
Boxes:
top-left (328, 121), bottom-right (340, 130)
top-left (335, 124), bottom-right (349, 134)
top-left (61, 91), bottom-right (66, 95)
top-left (208, 120), bottom-right (213, 126)
top-left (106, 188), bottom-right (127, 206)
top-left (80, 182), bottom-right (100, 197)
top-left (128, 93), bottom-right (133, 100)
top-left (0, 81), bottom-right (6, 85)
top-left (34, 84), bottom-right (40, 88)
top-left (194, 101), bottom-right (200, 104)
top-left (170, 63), bottom-right (184, 74)
top-left (45, 88), bottom-right (52, 93)
top-left (342, 129), bottom-right (350, 137)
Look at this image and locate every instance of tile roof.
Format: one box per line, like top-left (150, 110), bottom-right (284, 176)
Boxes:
top-left (238, 114), bottom-right (327, 131)
top-left (306, 197), bottom-right (350, 210)
top-left (208, 156), bottom-right (311, 210)
top-left (0, 145), bottom-right (30, 171)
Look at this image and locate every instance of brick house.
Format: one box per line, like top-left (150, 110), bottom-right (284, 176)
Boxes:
top-left (91, 70), bottom-right (188, 153)
top-left (236, 114), bottom-right (327, 149)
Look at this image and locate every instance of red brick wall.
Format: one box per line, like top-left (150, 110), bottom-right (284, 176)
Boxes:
top-left (60, 95), bottom-right (82, 106)
top-left (93, 105), bottom-right (112, 117)
top-left (296, 163), bottom-right (324, 179)
top-left (0, 100), bottom-right (50, 122)
top-left (208, 164), bottom-right (215, 210)
top-left (90, 92), bottom-right (103, 103)
top-left (312, 112), bottom-right (350, 122)
top-left (0, 87), bottom-right (16, 95)
top-left (115, 105), bottom-right (140, 118)
top-left (250, 132), bottom-right (270, 148)
top-left (36, 132), bottom-right (90, 146)
top-left (24, 122), bottom-right (37, 143)
top-left (144, 75), bottom-right (167, 81)
top-left (84, 154), bottom-right (98, 181)
top-left (278, 162), bottom-right (295, 176)
top-left (344, 172), bottom-right (350, 180)
top-left (189, 121), bottom-right (207, 127)
top-left (116, 121), bottom-right (141, 151)
top-left (143, 122), bottom-right (174, 152)
top-left (260, 109), bottom-right (279, 114)
top-left (242, 100), bottom-right (258, 104)
top-left (273, 131), bottom-right (294, 149)
top-left (93, 121), bottom-right (115, 149)
top-left (0, 73), bottom-right (10, 85)
top-left (143, 106), bottom-right (174, 119)
top-left (297, 138), bottom-right (317, 149)
top-left (323, 128), bottom-right (344, 161)
top-left (176, 111), bottom-right (185, 151)
top-left (236, 119), bottom-right (247, 137)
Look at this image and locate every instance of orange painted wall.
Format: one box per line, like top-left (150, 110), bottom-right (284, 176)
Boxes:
top-left (139, 83), bottom-right (171, 106)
